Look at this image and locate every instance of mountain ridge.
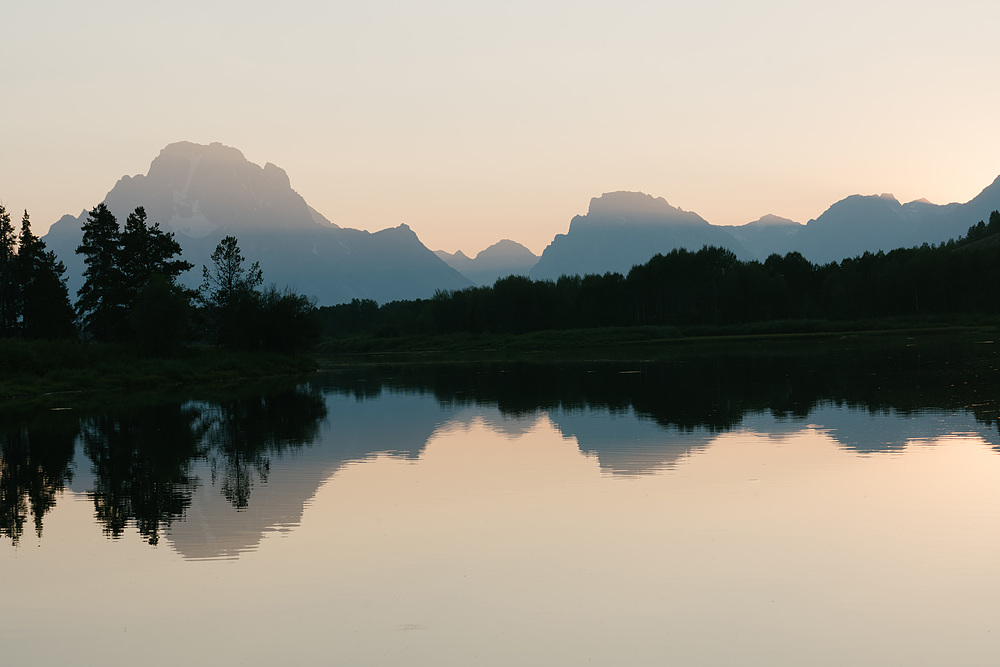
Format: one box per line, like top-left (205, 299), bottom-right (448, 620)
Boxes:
top-left (39, 141), bottom-right (1000, 298)
top-left (42, 141), bottom-right (470, 305)
top-left (528, 177), bottom-right (1000, 279)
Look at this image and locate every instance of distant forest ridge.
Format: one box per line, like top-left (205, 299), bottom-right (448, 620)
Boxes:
top-left (319, 211), bottom-right (1000, 338)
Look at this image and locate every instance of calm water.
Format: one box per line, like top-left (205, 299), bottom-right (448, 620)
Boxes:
top-left (4, 336), bottom-right (1000, 665)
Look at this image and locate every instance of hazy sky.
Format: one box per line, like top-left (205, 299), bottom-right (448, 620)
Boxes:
top-left (3, 0), bottom-right (999, 254)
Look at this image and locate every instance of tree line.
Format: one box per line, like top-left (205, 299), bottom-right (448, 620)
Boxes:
top-left (0, 202), bottom-right (318, 352)
top-left (320, 210), bottom-right (1000, 337)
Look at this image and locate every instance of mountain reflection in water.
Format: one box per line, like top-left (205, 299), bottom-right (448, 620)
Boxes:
top-left (2, 334), bottom-right (1000, 553)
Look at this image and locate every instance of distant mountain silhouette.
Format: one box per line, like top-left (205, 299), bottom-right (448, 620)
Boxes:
top-left (435, 239), bottom-right (539, 285)
top-left (786, 178), bottom-right (1000, 263)
top-left (40, 143), bottom-right (1000, 299)
top-left (42, 141), bottom-right (470, 305)
top-left (525, 178), bottom-right (1000, 279)
top-left (530, 192), bottom-right (753, 280)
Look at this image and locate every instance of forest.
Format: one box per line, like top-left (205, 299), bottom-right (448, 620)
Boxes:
top-left (319, 210), bottom-right (1000, 339)
top-left (0, 202), bottom-right (318, 353)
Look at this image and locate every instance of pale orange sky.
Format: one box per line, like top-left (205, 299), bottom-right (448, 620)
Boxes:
top-left (3, 1), bottom-right (999, 255)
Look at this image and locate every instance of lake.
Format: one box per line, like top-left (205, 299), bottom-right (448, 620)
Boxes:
top-left (4, 333), bottom-right (1000, 665)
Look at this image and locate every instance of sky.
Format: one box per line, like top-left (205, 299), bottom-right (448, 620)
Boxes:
top-left (2, 0), bottom-right (999, 255)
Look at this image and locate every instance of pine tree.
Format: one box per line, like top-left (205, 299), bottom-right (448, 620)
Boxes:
top-left (120, 206), bottom-right (193, 305)
top-left (76, 203), bottom-right (126, 341)
top-left (16, 211), bottom-right (75, 339)
top-left (0, 203), bottom-right (17, 336)
top-left (119, 206), bottom-right (194, 348)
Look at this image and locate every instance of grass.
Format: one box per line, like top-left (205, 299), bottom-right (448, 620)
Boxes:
top-left (0, 339), bottom-right (318, 405)
top-left (315, 316), bottom-right (1000, 361)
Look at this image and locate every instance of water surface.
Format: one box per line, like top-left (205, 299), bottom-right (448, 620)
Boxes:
top-left (4, 337), bottom-right (1000, 665)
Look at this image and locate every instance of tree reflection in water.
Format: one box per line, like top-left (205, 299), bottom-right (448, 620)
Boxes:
top-left (198, 389), bottom-right (329, 509)
top-left (0, 383), bottom-right (327, 545)
top-left (0, 410), bottom-right (77, 544)
top-left (80, 403), bottom-right (206, 544)
top-left (3, 332), bottom-right (1000, 545)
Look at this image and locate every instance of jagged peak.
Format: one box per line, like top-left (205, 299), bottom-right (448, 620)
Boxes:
top-left (587, 191), bottom-right (681, 217)
top-left (745, 213), bottom-right (800, 228)
top-left (569, 190), bottom-right (708, 233)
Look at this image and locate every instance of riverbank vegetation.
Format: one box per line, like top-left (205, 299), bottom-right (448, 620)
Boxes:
top-left (3, 198), bottom-right (1000, 394)
top-left (0, 202), bottom-right (320, 352)
top-left (0, 339), bottom-right (318, 404)
top-left (0, 201), bottom-right (319, 401)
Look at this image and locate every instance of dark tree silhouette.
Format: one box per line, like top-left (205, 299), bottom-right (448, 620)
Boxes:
top-left (0, 204), bottom-right (17, 336)
top-left (200, 235), bottom-right (263, 310)
top-left (76, 203), bottom-right (126, 341)
top-left (120, 206), bottom-right (193, 304)
top-left (199, 235), bottom-right (318, 351)
top-left (119, 206), bottom-right (194, 348)
top-left (81, 405), bottom-right (206, 545)
top-left (0, 414), bottom-right (78, 545)
top-left (199, 235), bottom-right (264, 349)
top-left (11, 211), bottom-right (75, 339)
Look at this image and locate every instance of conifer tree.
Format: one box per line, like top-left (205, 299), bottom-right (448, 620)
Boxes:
top-left (120, 206), bottom-right (193, 305)
top-left (16, 211), bottom-right (75, 339)
top-left (0, 204), bottom-right (17, 336)
top-left (76, 203), bottom-right (126, 341)
top-left (119, 206), bottom-right (194, 348)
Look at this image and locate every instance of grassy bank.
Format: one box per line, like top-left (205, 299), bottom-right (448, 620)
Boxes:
top-left (0, 339), bottom-right (317, 404)
top-left (315, 316), bottom-right (1000, 359)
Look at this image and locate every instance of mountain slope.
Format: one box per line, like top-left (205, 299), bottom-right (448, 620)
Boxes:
top-left (43, 141), bottom-right (470, 305)
top-left (785, 178), bottom-right (1000, 263)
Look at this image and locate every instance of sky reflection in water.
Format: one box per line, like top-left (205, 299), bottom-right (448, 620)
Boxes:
top-left (4, 349), bottom-right (1000, 666)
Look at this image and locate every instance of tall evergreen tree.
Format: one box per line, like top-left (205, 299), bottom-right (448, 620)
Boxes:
top-left (0, 204), bottom-right (17, 336)
top-left (119, 206), bottom-right (194, 348)
top-left (76, 203), bottom-right (126, 341)
top-left (16, 211), bottom-right (75, 339)
top-left (120, 206), bottom-right (193, 304)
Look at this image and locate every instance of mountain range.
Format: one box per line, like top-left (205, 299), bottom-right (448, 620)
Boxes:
top-left (529, 180), bottom-right (1000, 279)
top-left (40, 141), bottom-right (1000, 303)
top-left (43, 142), bottom-right (471, 305)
